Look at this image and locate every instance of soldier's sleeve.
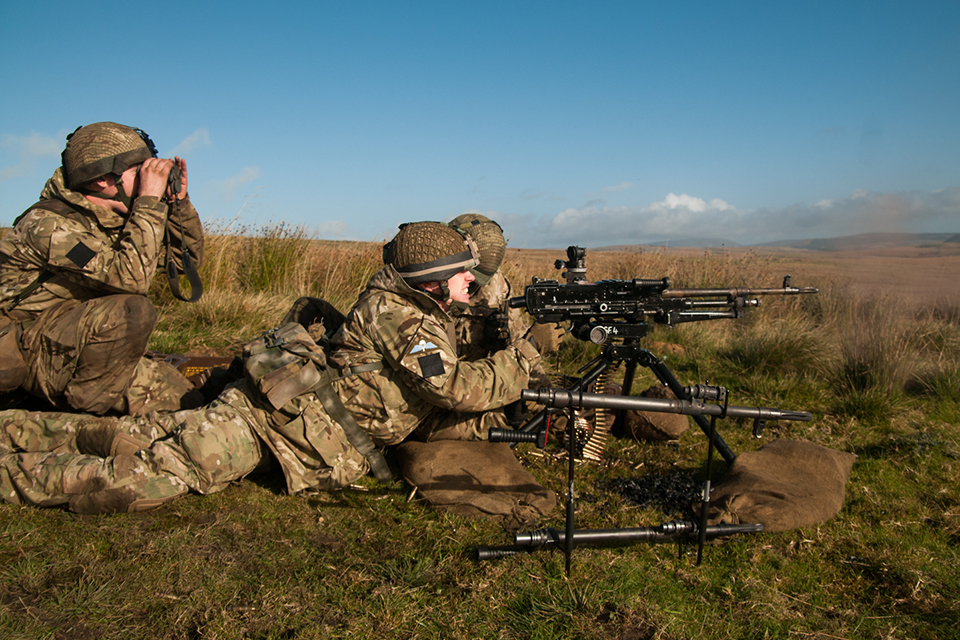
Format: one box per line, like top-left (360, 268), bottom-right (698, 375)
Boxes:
top-left (374, 308), bottom-right (541, 412)
top-left (24, 197), bottom-right (168, 295)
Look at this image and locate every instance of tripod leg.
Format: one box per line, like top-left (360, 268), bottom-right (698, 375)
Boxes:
top-left (612, 360), bottom-right (639, 434)
top-left (637, 351), bottom-right (737, 464)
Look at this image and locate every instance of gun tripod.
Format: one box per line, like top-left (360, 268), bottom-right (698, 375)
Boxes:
top-left (483, 339), bottom-right (812, 575)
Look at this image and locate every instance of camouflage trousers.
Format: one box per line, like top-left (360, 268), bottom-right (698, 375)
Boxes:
top-left (19, 294), bottom-right (201, 415)
top-left (0, 385), bottom-right (267, 513)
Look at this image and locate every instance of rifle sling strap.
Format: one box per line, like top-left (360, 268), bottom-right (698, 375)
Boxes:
top-left (2, 270), bottom-right (55, 313)
top-left (164, 206), bottom-right (203, 303)
top-left (314, 365), bottom-right (393, 483)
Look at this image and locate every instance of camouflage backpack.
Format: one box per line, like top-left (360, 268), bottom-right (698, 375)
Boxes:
top-left (241, 297), bottom-right (392, 483)
top-left (242, 321), bottom-right (330, 412)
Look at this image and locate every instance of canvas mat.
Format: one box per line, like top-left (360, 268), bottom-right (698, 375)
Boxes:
top-left (697, 439), bottom-right (857, 532)
top-left (395, 440), bottom-right (557, 530)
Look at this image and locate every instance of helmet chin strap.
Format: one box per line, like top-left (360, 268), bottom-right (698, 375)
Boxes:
top-left (109, 175), bottom-right (135, 210)
top-left (447, 299), bottom-right (470, 314)
top-left (420, 280), bottom-right (466, 311)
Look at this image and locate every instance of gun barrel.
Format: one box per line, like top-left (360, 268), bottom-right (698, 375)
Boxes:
top-left (661, 286), bottom-right (818, 298)
top-left (520, 388), bottom-right (812, 422)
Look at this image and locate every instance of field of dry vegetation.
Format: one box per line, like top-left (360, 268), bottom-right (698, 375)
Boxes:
top-left (1, 223), bottom-right (958, 639)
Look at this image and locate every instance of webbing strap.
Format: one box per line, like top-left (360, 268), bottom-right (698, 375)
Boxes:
top-left (315, 379), bottom-right (394, 483)
top-left (165, 240), bottom-right (204, 302)
top-left (2, 270), bottom-right (54, 313)
top-left (3, 199), bottom-right (77, 312)
top-left (339, 361), bottom-right (384, 377)
top-left (164, 196), bottom-right (203, 303)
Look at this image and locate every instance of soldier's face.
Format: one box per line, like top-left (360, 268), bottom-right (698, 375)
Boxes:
top-left (119, 164), bottom-right (141, 198)
top-left (447, 270), bottom-right (475, 304)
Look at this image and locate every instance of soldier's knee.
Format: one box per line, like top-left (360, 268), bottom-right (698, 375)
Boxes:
top-left (68, 473), bottom-right (189, 514)
top-left (87, 295), bottom-right (156, 341)
top-left (120, 296), bottom-right (157, 336)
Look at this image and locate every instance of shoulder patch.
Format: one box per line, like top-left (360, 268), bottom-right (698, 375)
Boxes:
top-left (409, 339), bottom-right (439, 355)
top-left (418, 353), bottom-right (445, 378)
top-left (66, 241), bottom-right (96, 268)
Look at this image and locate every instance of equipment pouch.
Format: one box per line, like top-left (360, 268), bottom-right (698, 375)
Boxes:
top-left (243, 321), bottom-right (330, 411)
top-left (0, 315), bottom-right (27, 393)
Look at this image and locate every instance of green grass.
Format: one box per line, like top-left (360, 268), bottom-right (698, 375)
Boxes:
top-left (2, 237), bottom-right (959, 639)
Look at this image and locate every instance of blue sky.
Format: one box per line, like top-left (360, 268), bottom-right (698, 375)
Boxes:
top-left (2, 1), bottom-right (958, 248)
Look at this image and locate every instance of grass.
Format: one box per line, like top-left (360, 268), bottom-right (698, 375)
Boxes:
top-left (2, 231), bottom-right (959, 638)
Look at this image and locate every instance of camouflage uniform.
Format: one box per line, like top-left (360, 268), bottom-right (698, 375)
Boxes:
top-left (0, 168), bottom-right (203, 415)
top-left (0, 265), bottom-right (541, 512)
top-left (446, 213), bottom-right (549, 389)
top-left (0, 385), bottom-right (265, 512)
top-left (331, 264), bottom-right (541, 443)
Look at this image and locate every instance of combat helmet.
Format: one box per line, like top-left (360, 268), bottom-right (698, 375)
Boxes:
top-left (448, 213), bottom-right (505, 288)
top-left (384, 221), bottom-right (479, 301)
top-left (61, 122), bottom-right (157, 190)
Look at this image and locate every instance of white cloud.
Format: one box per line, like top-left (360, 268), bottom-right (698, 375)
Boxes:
top-left (602, 181), bottom-right (634, 193)
top-left (1, 132), bottom-right (61, 182)
top-left (215, 167), bottom-right (260, 201)
top-left (660, 192), bottom-right (732, 212)
top-left (500, 188), bottom-right (960, 248)
top-left (170, 128), bottom-right (211, 156)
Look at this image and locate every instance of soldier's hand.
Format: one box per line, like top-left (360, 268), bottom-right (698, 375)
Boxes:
top-left (137, 157), bottom-right (176, 199)
top-left (503, 399), bottom-right (530, 428)
top-left (482, 310), bottom-right (510, 351)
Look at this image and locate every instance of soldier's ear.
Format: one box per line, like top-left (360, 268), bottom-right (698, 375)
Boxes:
top-left (420, 282), bottom-right (442, 295)
top-left (84, 174), bottom-right (115, 193)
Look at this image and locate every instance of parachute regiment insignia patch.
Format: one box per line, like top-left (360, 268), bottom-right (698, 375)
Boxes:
top-left (408, 339), bottom-right (444, 378)
top-left (410, 339), bottom-right (439, 355)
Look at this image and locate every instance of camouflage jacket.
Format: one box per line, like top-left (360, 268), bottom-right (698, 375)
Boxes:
top-left (329, 265), bottom-right (542, 446)
top-left (454, 271), bottom-right (532, 361)
top-left (0, 168), bottom-right (203, 316)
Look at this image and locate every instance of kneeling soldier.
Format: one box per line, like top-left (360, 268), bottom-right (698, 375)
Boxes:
top-left (0, 122), bottom-right (204, 415)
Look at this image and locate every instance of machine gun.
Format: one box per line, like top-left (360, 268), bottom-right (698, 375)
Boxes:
top-left (509, 246), bottom-right (817, 342)
top-left (508, 246), bottom-right (818, 464)
top-left (478, 247), bottom-right (818, 574)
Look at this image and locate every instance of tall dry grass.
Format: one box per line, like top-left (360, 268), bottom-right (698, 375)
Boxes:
top-left (149, 222), bottom-right (383, 354)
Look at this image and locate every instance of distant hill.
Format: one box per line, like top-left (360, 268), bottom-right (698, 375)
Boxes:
top-left (593, 232), bottom-right (960, 252)
top-left (763, 232), bottom-right (958, 251)
top-left (595, 237), bottom-right (741, 251)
